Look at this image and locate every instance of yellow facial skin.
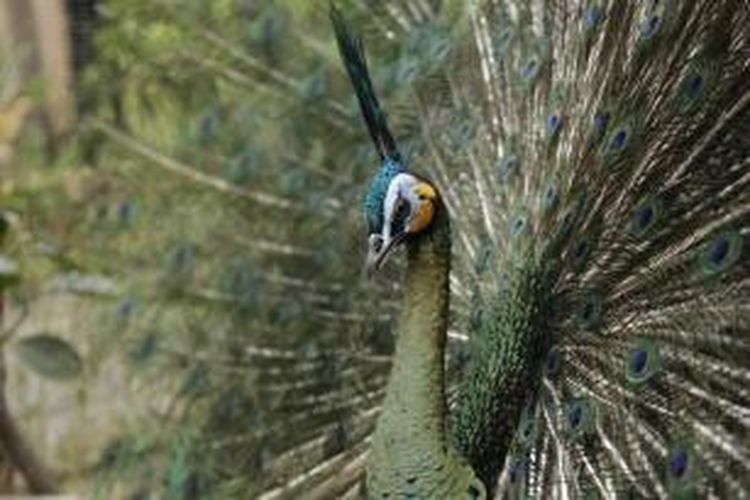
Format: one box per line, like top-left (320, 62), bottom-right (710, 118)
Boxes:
top-left (406, 182), bottom-right (436, 234)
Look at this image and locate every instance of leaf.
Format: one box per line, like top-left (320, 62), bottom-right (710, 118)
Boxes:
top-left (0, 255), bottom-right (20, 288)
top-left (16, 334), bottom-right (83, 381)
top-left (0, 211), bottom-right (9, 243)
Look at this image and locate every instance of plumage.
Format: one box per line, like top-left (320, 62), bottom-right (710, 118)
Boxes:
top-left (328, 0), bottom-right (750, 498)
top-left (73, 0), bottom-right (750, 498)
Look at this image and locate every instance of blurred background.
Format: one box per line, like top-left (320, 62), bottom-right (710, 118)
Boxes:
top-left (0, 0), bottom-right (419, 497)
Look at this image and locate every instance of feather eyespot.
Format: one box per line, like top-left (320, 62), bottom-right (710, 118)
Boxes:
top-left (608, 128), bottom-right (629, 152)
top-left (546, 114), bottom-right (561, 136)
top-left (635, 205), bottom-right (654, 229)
top-left (666, 441), bottom-right (699, 494)
top-left (543, 185), bottom-right (559, 211)
top-left (509, 466), bottom-right (520, 483)
top-left (497, 154), bottom-right (520, 184)
top-left (631, 197), bottom-right (661, 237)
top-left (584, 6), bottom-right (604, 30)
top-left (572, 238), bottom-right (590, 267)
top-left (507, 455), bottom-right (526, 484)
top-left (710, 239), bottom-right (729, 262)
top-left (699, 230), bottom-right (743, 276)
top-left (592, 113), bottom-right (609, 136)
top-left (684, 74), bottom-right (704, 98)
top-left (523, 59), bottom-right (538, 76)
top-left (639, 15), bottom-right (661, 39)
top-left (578, 292), bottom-right (603, 329)
top-left (666, 440), bottom-right (701, 495)
top-left (593, 113), bottom-right (609, 131)
top-left (510, 214), bottom-right (528, 237)
top-left (677, 67), bottom-right (713, 110)
top-left (569, 231), bottom-right (597, 271)
top-left (568, 405), bottom-right (582, 428)
top-left (545, 348), bottom-right (562, 376)
top-left (495, 28), bottom-right (514, 53)
top-left (520, 58), bottom-right (540, 83)
top-left (474, 241), bottom-right (492, 274)
top-left (669, 448), bottom-right (689, 478)
top-left (626, 340), bottom-right (660, 384)
top-left (630, 350), bottom-right (648, 373)
top-left (565, 398), bottom-right (596, 439)
top-left (590, 112), bottom-right (610, 143)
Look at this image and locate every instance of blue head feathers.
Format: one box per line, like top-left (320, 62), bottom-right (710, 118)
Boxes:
top-left (363, 157), bottom-right (405, 233)
top-left (331, 4), bottom-right (405, 234)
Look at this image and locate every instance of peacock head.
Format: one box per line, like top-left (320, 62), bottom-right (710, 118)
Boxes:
top-left (364, 163), bottom-right (438, 272)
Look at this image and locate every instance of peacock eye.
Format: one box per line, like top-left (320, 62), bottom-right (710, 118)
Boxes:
top-left (391, 198), bottom-right (411, 232)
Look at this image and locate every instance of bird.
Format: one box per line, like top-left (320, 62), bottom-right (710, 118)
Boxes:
top-left (69, 0), bottom-right (750, 498)
top-left (326, 0), bottom-right (750, 498)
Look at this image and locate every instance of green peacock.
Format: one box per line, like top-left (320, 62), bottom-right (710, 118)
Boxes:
top-left (65, 0), bottom-right (750, 498)
top-left (325, 1), bottom-right (750, 498)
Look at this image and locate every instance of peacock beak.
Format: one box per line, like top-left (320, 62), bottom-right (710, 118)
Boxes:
top-left (365, 231), bottom-right (407, 275)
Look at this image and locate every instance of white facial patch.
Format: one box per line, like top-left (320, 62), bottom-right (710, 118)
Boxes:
top-left (382, 173), bottom-right (420, 241)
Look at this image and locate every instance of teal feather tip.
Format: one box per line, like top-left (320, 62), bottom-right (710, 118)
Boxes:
top-left (363, 157), bottom-right (406, 234)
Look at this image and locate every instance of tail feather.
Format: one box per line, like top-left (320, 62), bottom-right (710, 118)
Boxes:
top-left (94, 1), bottom-right (750, 497)
top-left (399, 0), bottom-right (750, 496)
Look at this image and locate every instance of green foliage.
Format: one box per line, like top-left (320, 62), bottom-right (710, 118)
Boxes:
top-left (15, 334), bottom-right (83, 381)
top-left (0, 255), bottom-right (20, 288)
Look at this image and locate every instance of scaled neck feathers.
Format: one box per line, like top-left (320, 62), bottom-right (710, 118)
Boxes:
top-left (366, 198), bottom-right (485, 499)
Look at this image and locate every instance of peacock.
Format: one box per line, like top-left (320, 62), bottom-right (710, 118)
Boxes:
top-left (324, 1), bottom-right (750, 498)
top-left (30, 0), bottom-right (747, 498)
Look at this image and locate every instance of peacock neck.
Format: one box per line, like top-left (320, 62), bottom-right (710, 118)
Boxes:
top-left (367, 203), bottom-right (483, 498)
top-left (383, 204), bottom-right (451, 444)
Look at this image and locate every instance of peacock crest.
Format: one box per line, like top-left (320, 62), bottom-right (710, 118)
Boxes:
top-left (331, 5), bottom-right (407, 238)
